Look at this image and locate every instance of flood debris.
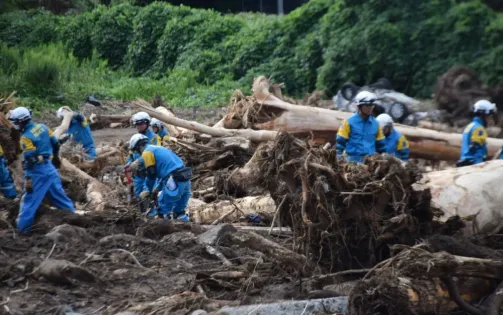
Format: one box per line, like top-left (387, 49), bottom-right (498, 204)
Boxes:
top-left (3, 76), bottom-right (503, 315)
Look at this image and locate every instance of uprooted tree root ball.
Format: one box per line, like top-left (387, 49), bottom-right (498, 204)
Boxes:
top-left (257, 133), bottom-right (435, 272)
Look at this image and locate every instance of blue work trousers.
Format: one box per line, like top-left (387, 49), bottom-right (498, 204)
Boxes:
top-left (0, 159), bottom-right (16, 198)
top-left (17, 163), bottom-right (75, 232)
top-left (158, 180), bottom-right (191, 221)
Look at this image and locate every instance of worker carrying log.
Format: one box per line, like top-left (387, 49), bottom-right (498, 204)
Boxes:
top-left (0, 144), bottom-right (17, 199)
top-left (151, 118), bottom-right (171, 145)
top-left (457, 100), bottom-right (497, 167)
top-left (376, 113), bottom-right (410, 161)
top-left (336, 91), bottom-right (386, 162)
top-left (8, 107), bottom-right (74, 232)
top-left (125, 112), bottom-right (162, 211)
top-left (129, 134), bottom-right (192, 221)
top-left (56, 106), bottom-right (97, 161)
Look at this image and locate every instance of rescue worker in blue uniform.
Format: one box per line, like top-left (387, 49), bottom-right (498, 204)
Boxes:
top-left (151, 118), bottom-right (171, 145)
top-left (125, 112), bottom-right (162, 214)
top-left (8, 107), bottom-right (75, 232)
top-left (458, 100), bottom-right (497, 167)
top-left (129, 134), bottom-right (191, 221)
top-left (336, 91), bottom-right (386, 162)
top-left (376, 114), bottom-right (410, 161)
top-left (0, 144), bottom-right (17, 199)
top-left (57, 107), bottom-right (96, 161)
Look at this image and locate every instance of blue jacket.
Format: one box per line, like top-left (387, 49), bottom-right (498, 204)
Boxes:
top-left (384, 128), bottom-right (410, 161)
top-left (336, 113), bottom-right (386, 162)
top-left (126, 127), bottom-right (163, 165)
top-left (68, 113), bottom-right (95, 149)
top-left (158, 128), bottom-right (170, 144)
top-left (460, 117), bottom-right (488, 164)
top-left (20, 121), bottom-right (58, 178)
top-left (141, 145), bottom-right (184, 191)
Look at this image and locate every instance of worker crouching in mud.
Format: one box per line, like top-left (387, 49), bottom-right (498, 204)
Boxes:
top-left (56, 106), bottom-right (97, 161)
top-left (151, 118), bottom-right (171, 145)
top-left (129, 134), bottom-right (192, 221)
top-left (336, 91), bottom-right (387, 162)
top-left (458, 100), bottom-right (497, 167)
top-left (376, 113), bottom-right (410, 161)
top-left (0, 144), bottom-right (17, 199)
top-left (8, 107), bottom-right (75, 232)
top-left (125, 112), bottom-right (162, 214)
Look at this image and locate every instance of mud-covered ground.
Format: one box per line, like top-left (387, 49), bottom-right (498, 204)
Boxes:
top-left (0, 204), bottom-right (302, 315)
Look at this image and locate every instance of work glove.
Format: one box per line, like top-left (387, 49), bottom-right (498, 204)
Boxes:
top-left (139, 191), bottom-right (150, 201)
top-left (52, 156), bottom-right (61, 169)
top-left (25, 177), bottom-right (33, 193)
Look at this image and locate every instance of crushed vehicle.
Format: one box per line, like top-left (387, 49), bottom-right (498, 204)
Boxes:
top-left (332, 78), bottom-right (421, 123)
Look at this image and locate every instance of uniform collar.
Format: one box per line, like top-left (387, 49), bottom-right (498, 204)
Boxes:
top-left (22, 121), bottom-right (34, 132)
top-left (473, 116), bottom-right (485, 125)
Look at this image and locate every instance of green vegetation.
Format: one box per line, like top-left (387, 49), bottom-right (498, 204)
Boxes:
top-left (0, 0), bottom-right (502, 110)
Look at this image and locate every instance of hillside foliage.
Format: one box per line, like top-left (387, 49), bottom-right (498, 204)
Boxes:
top-left (0, 0), bottom-right (502, 109)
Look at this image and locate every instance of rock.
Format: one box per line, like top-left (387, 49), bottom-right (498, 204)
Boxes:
top-left (161, 231), bottom-right (197, 247)
top-left (38, 259), bottom-right (95, 285)
top-left (45, 224), bottom-right (94, 244)
top-left (218, 297), bottom-right (348, 315)
top-left (113, 269), bottom-right (130, 276)
top-left (197, 224), bottom-right (237, 246)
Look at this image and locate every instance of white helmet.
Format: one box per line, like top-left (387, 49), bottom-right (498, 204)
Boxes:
top-left (128, 133), bottom-right (148, 150)
top-left (131, 112), bottom-right (151, 125)
top-left (56, 106), bottom-right (72, 119)
top-left (354, 91), bottom-right (377, 106)
top-left (8, 107), bottom-right (32, 125)
top-left (151, 118), bottom-right (163, 129)
top-left (376, 113), bottom-right (394, 128)
top-left (473, 100), bottom-right (497, 115)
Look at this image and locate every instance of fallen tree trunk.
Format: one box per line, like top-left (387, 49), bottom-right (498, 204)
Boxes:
top-left (228, 231), bottom-right (312, 274)
top-left (61, 158), bottom-right (109, 211)
top-left (250, 76), bottom-right (503, 159)
top-left (417, 160), bottom-right (503, 235)
top-left (134, 103), bottom-right (278, 142)
top-left (187, 195), bottom-right (275, 224)
top-left (53, 110), bottom-right (74, 139)
top-left (154, 106), bottom-right (187, 137)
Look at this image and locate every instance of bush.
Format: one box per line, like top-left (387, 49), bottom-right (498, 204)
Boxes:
top-left (126, 3), bottom-right (181, 75)
top-left (60, 11), bottom-right (101, 60)
top-left (91, 4), bottom-right (138, 68)
top-left (0, 10), bottom-right (61, 47)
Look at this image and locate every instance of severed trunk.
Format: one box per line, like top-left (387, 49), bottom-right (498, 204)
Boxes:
top-left (187, 195), bottom-right (275, 224)
top-left (416, 160), bottom-right (503, 235)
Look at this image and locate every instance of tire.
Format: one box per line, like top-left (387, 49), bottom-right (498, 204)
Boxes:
top-left (388, 102), bottom-right (409, 123)
top-left (340, 82), bottom-right (359, 101)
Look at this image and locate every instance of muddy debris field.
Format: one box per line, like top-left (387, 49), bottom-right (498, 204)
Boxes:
top-left (2, 78), bottom-right (503, 315)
